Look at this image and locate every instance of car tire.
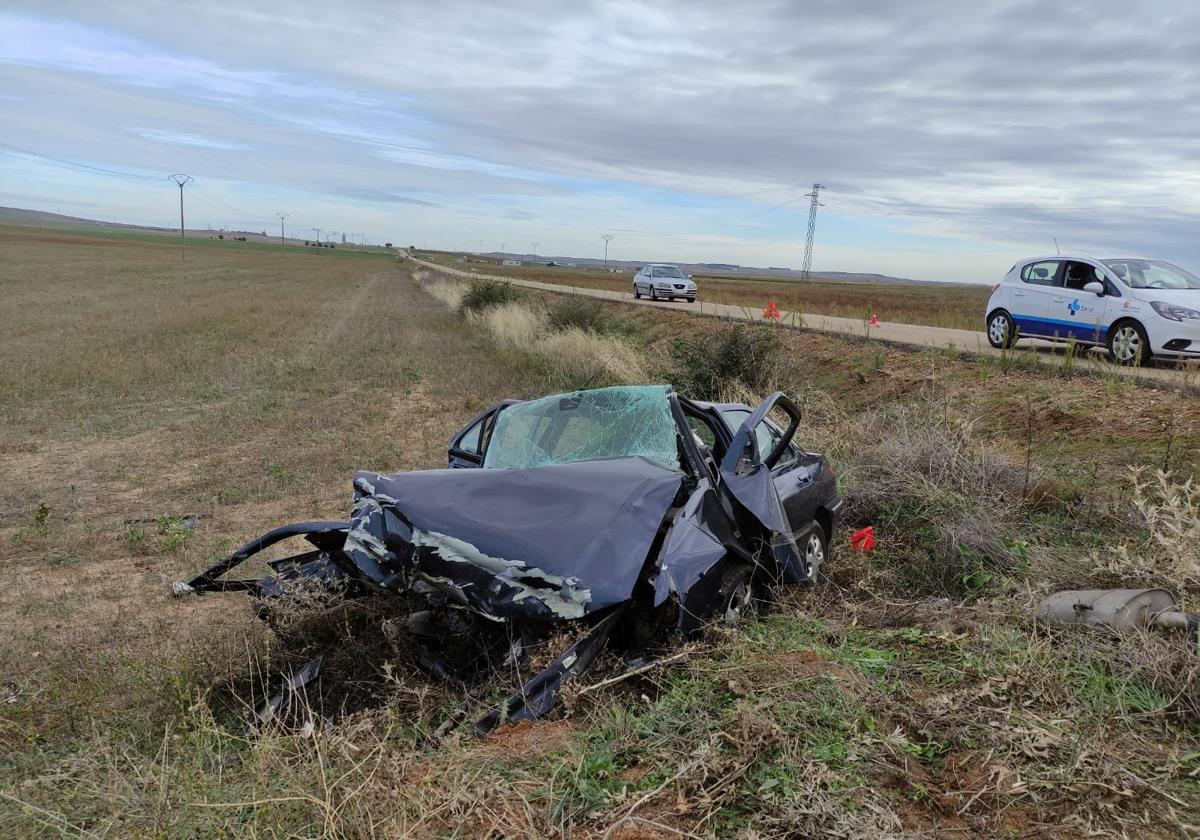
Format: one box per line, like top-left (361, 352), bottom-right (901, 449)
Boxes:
top-left (803, 522), bottom-right (828, 580)
top-left (713, 562), bottom-right (757, 625)
top-left (634, 287), bottom-right (641, 299)
top-left (650, 287), bottom-right (658, 301)
top-left (986, 309), bottom-right (1017, 349)
top-left (1107, 319), bottom-right (1150, 366)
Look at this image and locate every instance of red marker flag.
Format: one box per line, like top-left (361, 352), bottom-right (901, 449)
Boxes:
top-left (850, 526), bottom-right (876, 552)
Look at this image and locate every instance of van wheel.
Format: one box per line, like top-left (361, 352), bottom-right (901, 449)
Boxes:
top-left (714, 563), bottom-right (757, 624)
top-left (1107, 320), bottom-right (1150, 366)
top-left (986, 310), bottom-right (1017, 349)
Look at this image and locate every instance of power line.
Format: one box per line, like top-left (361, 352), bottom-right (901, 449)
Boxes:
top-left (275, 211), bottom-right (289, 246)
top-left (0, 141), bottom-right (167, 181)
top-left (187, 182), bottom-right (270, 222)
top-left (800, 183), bottom-right (825, 284)
top-left (601, 233), bottom-right (613, 270)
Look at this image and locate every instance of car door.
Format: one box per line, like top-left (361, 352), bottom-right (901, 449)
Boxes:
top-left (1011, 260), bottom-right (1063, 336)
top-left (1052, 261), bottom-right (1108, 344)
top-left (447, 401), bottom-right (513, 468)
top-left (719, 407), bottom-right (821, 536)
top-left (717, 393), bottom-right (813, 582)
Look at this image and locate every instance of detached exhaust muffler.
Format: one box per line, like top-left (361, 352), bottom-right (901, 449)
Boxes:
top-left (1036, 588), bottom-right (1199, 634)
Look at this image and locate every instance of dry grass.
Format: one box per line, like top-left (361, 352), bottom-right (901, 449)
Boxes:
top-left (422, 274), bottom-right (467, 310)
top-left (537, 327), bottom-right (648, 385)
top-left (468, 299), bottom-right (545, 348)
top-left (2, 226), bottom-right (1199, 838)
top-left (1108, 468), bottom-right (1200, 589)
top-left (421, 270), bottom-right (650, 387)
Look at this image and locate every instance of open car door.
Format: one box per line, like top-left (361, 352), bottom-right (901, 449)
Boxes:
top-left (717, 392), bottom-right (812, 582)
top-left (446, 401), bottom-right (515, 468)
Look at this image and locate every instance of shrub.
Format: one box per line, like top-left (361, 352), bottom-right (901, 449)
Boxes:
top-left (831, 403), bottom-right (1032, 596)
top-left (668, 323), bottom-right (782, 400)
top-left (546, 295), bottom-right (616, 334)
top-left (459, 280), bottom-right (524, 314)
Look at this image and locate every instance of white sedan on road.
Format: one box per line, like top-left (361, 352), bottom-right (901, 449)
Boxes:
top-left (984, 255), bottom-right (1200, 365)
top-left (633, 264), bottom-right (697, 302)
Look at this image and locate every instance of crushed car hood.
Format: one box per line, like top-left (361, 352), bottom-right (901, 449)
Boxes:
top-left (346, 457), bottom-right (685, 620)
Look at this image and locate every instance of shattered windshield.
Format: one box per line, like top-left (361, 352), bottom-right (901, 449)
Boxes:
top-left (484, 385), bottom-right (682, 471)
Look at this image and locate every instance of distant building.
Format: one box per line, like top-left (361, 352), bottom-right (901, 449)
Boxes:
top-left (502, 259), bottom-right (522, 266)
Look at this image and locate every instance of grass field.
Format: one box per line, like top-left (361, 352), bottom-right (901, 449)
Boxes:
top-left (415, 250), bottom-right (991, 330)
top-left (2, 225), bottom-right (1198, 837)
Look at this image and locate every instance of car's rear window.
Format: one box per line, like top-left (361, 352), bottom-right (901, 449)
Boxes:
top-left (1021, 261), bottom-right (1060, 286)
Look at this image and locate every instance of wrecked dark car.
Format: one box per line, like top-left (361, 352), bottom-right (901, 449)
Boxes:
top-left (176, 385), bottom-right (841, 731)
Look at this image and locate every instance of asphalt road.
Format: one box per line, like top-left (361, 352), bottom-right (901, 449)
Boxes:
top-left (409, 255), bottom-right (1198, 388)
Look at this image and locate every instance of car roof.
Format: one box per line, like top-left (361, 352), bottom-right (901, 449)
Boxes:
top-left (1016, 254), bottom-right (1158, 264)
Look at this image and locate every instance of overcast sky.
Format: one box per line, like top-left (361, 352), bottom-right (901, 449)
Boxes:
top-left (2, 1), bottom-right (1197, 282)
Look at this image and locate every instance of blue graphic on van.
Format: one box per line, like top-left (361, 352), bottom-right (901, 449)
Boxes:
top-left (1068, 299), bottom-right (1081, 317)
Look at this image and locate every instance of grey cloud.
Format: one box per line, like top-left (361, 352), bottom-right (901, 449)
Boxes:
top-left (4, 0), bottom-right (1199, 270)
top-left (334, 188), bottom-right (437, 206)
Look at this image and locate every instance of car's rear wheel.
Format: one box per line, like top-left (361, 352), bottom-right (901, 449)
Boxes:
top-left (803, 523), bottom-right (827, 579)
top-left (634, 286), bottom-right (641, 299)
top-left (714, 562), bottom-right (757, 625)
top-left (1107, 320), bottom-right (1150, 366)
top-left (986, 310), bottom-right (1017, 349)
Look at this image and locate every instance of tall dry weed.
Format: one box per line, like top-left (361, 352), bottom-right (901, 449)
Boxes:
top-left (469, 301), bottom-right (546, 348)
top-left (425, 278), bottom-right (467, 310)
top-left (1106, 468), bottom-right (1200, 590)
top-left (537, 327), bottom-right (648, 385)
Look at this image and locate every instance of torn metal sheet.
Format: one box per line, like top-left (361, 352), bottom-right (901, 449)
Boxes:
top-left (253, 654), bottom-right (323, 732)
top-left (474, 606), bottom-right (626, 734)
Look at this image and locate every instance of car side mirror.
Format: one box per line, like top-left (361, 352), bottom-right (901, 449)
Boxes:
top-left (1083, 281), bottom-right (1104, 296)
